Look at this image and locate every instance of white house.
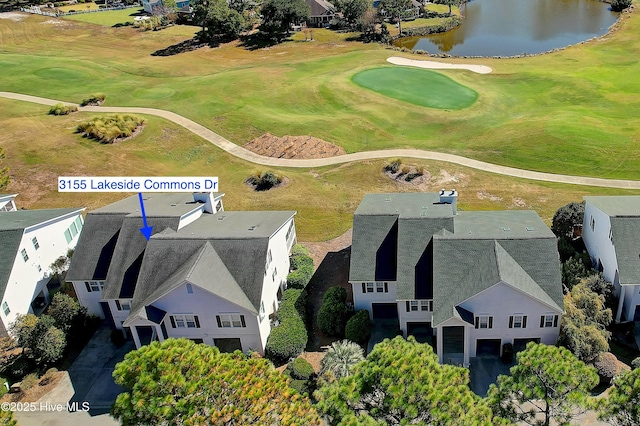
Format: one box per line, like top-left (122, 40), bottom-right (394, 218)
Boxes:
top-left (0, 198), bottom-right (84, 336)
top-left (66, 192), bottom-right (297, 354)
top-left (582, 196), bottom-right (640, 323)
top-left (349, 192), bottom-right (564, 365)
top-left (0, 194), bottom-right (17, 212)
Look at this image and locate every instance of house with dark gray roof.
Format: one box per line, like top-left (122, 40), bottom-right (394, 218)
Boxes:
top-left (350, 191), bottom-right (563, 365)
top-left (583, 196), bottom-right (640, 323)
top-left (66, 192), bottom-right (297, 353)
top-left (0, 196), bottom-right (84, 336)
top-left (305, 0), bottom-right (336, 26)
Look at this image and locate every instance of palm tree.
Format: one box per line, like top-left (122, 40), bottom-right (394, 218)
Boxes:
top-left (320, 340), bottom-right (365, 380)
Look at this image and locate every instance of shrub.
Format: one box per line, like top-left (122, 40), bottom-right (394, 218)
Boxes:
top-left (246, 171), bottom-right (283, 191)
top-left (80, 93), bottom-right (106, 106)
top-left (632, 356), bottom-right (640, 370)
top-left (287, 247), bottom-right (314, 289)
top-left (384, 159), bottom-right (401, 173)
top-left (405, 172), bottom-right (423, 182)
top-left (76, 114), bottom-right (145, 143)
top-left (400, 165), bottom-right (410, 174)
top-left (265, 289), bottom-right (308, 363)
top-left (317, 287), bottom-right (348, 337)
top-left (290, 357), bottom-right (315, 380)
top-left (291, 244), bottom-right (310, 257)
top-left (0, 378), bottom-right (8, 397)
top-left (345, 310), bottom-right (371, 345)
top-left (20, 373), bottom-right (38, 391)
top-left (288, 378), bottom-right (310, 395)
top-left (594, 352), bottom-right (630, 385)
top-left (611, 0), bottom-right (631, 11)
top-left (48, 103), bottom-right (77, 115)
top-left (111, 329), bottom-right (126, 347)
top-left (39, 368), bottom-right (58, 386)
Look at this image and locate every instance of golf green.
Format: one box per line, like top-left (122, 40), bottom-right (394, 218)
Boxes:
top-left (352, 67), bottom-right (478, 110)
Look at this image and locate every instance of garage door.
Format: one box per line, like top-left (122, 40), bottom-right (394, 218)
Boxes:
top-left (476, 339), bottom-right (501, 357)
top-left (372, 303), bottom-right (398, 320)
top-left (407, 322), bottom-right (433, 344)
top-left (214, 338), bottom-right (242, 353)
top-left (513, 338), bottom-right (540, 353)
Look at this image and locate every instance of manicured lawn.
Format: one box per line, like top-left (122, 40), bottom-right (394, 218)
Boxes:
top-left (2, 98), bottom-right (639, 241)
top-left (64, 7), bottom-right (145, 26)
top-left (57, 1), bottom-right (99, 12)
top-left (352, 67), bottom-right (478, 109)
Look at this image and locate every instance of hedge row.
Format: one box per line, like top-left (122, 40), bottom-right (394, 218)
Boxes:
top-left (265, 289), bottom-right (308, 363)
top-left (401, 17), bottom-right (461, 37)
top-left (287, 244), bottom-right (314, 289)
top-left (317, 286), bottom-right (348, 337)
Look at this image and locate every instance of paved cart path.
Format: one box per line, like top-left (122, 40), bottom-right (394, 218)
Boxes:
top-left (2, 91), bottom-right (640, 189)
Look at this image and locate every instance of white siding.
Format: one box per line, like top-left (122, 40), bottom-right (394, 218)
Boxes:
top-left (152, 282), bottom-right (263, 353)
top-left (352, 281), bottom-right (397, 313)
top-left (583, 202), bottom-right (618, 285)
top-left (71, 280), bottom-right (105, 318)
top-left (398, 300), bottom-right (433, 335)
top-left (2, 211), bottom-right (83, 330)
top-left (460, 282), bottom-right (561, 358)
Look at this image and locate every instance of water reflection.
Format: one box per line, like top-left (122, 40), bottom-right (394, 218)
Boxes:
top-left (399, 0), bottom-right (618, 56)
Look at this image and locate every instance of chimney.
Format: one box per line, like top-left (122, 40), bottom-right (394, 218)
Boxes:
top-left (192, 192), bottom-right (225, 214)
top-left (439, 189), bottom-right (458, 215)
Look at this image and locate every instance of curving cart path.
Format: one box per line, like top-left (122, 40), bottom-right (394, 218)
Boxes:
top-left (2, 91), bottom-right (640, 189)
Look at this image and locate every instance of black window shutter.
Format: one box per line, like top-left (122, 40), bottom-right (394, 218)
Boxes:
top-left (406, 301), bottom-right (410, 312)
top-left (540, 316), bottom-right (545, 327)
top-left (523, 316), bottom-right (527, 328)
top-left (384, 282), bottom-right (388, 292)
top-left (194, 316), bottom-right (200, 328)
top-left (170, 316), bottom-right (176, 328)
top-left (85, 282), bottom-right (91, 292)
top-left (475, 317), bottom-right (479, 329)
top-left (216, 315), bottom-right (222, 327)
top-left (362, 283), bottom-right (366, 293)
top-left (554, 315), bottom-right (559, 327)
top-left (508, 316), bottom-right (513, 328)
top-left (488, 317), bottom-right (493, 329)
top-left (240, 315), bottom-right (246, 327)
top-left (115, 300), bottom-right (121, 310)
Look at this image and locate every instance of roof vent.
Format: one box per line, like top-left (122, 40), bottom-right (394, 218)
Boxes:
top-left (503, 227), bottom-right (511, 231)
top-left (248, 225), bottom-right (256, 231)
top-left (171, 204), bottom-right (177, 207)
top-left (422, 206), bottom-right (428, 209)
top-left (385, 197), bottom-right (391, 202)
top-left (526, 227), bottom-right (534, 231)
top-left (217, 216), bottom-right (226, 220)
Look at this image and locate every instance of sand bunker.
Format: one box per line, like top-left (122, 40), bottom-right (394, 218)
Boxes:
top-left (387, 56), bottom-right (492, 74)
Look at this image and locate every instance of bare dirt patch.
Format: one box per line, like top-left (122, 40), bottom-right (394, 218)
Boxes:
top-left (384, 166), bottom-right (429, 187)
top-left (477, 190), bottom-right (503, 202)
top-left (244, 133), bottom-right (346, 159)
top-left (0, 371), bottom-right (65, 403)
top-left (0, 13), bottom-right (26, 21)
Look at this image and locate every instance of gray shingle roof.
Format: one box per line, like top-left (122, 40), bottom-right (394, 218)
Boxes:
top-left (350, 193), bottom-right (563, 326)
top-left (609, 218), bottom-right (640, 285)
top-left (306, 0), bottom-right (335, 17)
top-left (584, 196), bottom-right (640, 217)
top-left (0, 208), bottom-right (83, 302)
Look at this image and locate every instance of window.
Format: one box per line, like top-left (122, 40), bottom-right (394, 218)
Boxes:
top-left (609, 228), bottom-right (613, 243)
top-left (32, 237), bottom-right (40, 250)
top-left (475, 315), bottom-right (493, 329)
top-left (37, 265), bottom-right (42, 273)
top-left (590, 216), bottom-right (595, 231)
top-left (540, 314), bottom-right (558, 328)
top-left (410, 300), bottom-right (418, 312)
top-left (2, 302), bottom-right (9, 316)
top-left (64, 229), bottom-right (73, 244)
top-left (267, 249), bottom-right (272, 266)
top-left (84, 281), bottom-right (104, 292)
top-left (20, 249), bottom-right (28, 262)
top-left (186, 283), bottom-right (193, 294)
top-left (272, 267), bottom-right (277, 282)
top-left (216, 314), bottom-right (246, 328)
top-left (115, 300), bottom-right (131, 311)
top-left (420, 300), bottom-right (433, 311)
top-left (509, 315), bottom-right (527, 328)
top-left (75, 216), bottom-right (83, 232)
top-left (70, 222), bottom-right (78, 237)
top-left (259, 302), bottom-right (265, 322)
top-left (171, 314), bottom-right (200, 328)
top-left (366, 282), bottom-right (374, 293)
top-left (285, 221), bottom-right (295, 244)
top-left (376, 282), bottom-right (388, 293)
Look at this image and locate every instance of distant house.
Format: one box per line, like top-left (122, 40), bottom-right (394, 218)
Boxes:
top-left (373, 0), bottom-right (421, 19)
top-left (582, 196), bottom-right (640, 322)
top-left (66, 192), bottom-right (297, 354)
top-left (349, 191), bottom-right (564, 365)
top-left (141, 0), bottom-right (190, 14)
top-left (0, 196), bottom-right (84, 336)
top-left (305, 0), bottom-right (336, 27)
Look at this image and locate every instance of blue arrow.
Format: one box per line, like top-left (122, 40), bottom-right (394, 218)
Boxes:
top-left (138, 193), bottom-right (153, 241)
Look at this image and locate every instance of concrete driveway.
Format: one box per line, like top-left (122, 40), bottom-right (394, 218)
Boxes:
top-left (15, 324), bottom-right (134, 426)
top-left (469, 356), bottom-right (513, 396)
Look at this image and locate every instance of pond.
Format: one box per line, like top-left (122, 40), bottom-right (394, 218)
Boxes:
top-left (395, 0), bottom-right (619, 57)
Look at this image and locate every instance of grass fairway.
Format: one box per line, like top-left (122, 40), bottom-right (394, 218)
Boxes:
top-left (352, 67), bottom-right (478, 110)
top-left (64, 7), bottom-right (145, 26)
top-left (2, 98), bottom-right (639, 241)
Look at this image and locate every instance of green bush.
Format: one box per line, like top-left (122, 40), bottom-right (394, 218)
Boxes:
top-left (8, 357), bottom-right (30, 381)
top-left (345, 310), bottom-right (371, 344)
top-left (20, 373), bottom-right (38, 391)
top-left (317, 286), bottom-right (348, 337)
top-left (287, 248), bottom-right (314, 289)
top-left (291, 357), bottom-right (315, 380)
top-left (611, 0), bottom-right (632, 11)
top-left (291, 244), bottom-right (310, 257)
top-left (384, 159), bottom-right (401, 173)
top-left (265, 289), bottom-right (308, 363)
top-left (80, 93), bottom-right (106, 106)
top-left (288, 378), bottom-right (311, 395)
top-left (76, 114), bottom-right (146, 143)
top-left (0, 378), bottom-right (7, 397)
top-left (246, 171), bottom-right (283, 191)
top-left (48, 103), bottom-right (78, 116)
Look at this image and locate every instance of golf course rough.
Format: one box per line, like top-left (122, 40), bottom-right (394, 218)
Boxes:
top-left (352, 67), bottom-right (478, 110)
